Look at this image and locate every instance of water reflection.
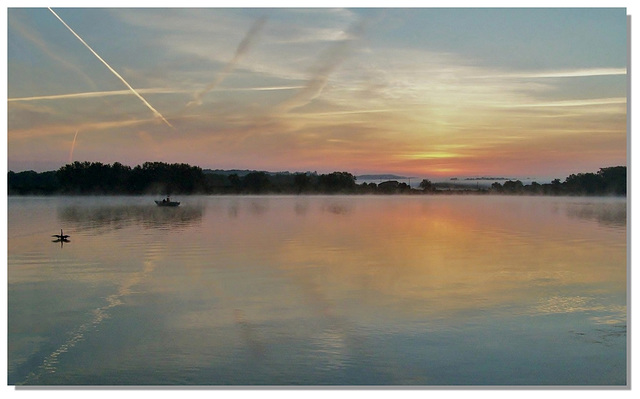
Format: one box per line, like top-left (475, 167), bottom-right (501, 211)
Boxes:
top-left (564, 199), bottom-right (626, 227)
top-left (248, 199), bottom-right (268, 216)
top-left (18, 235), bottom-right (166, 384)
top-left (569, 323), bottom-right (627, 351)
top-left (8, 195), bottom-right (627, 385)
top-left (234, 309), bottom-right (266, 358)
top-left (227, 200), bottom-right (240, 218)
top-left (51, 238), bottom-right (70, 247)
top-left (321, 199), bottom-right (353, 215)
top-left (294, 198), bottom-right (309, 216)
top-left (58, 202), bottom-right (204, 232)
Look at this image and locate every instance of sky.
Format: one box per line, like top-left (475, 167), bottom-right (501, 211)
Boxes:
top-left (5, 5), bottom-right (629, 180)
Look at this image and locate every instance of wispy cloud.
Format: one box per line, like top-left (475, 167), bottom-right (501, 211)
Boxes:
top-left (7, 9), bottom-right (627, 176)
top-left (297, 108), bottom-right (400, 117)
top-left (274, 19), bottom-right (367, 114)
top-left (9, 118), bottom-right (155, 140)
top-left (495, 97), bottom-right (627, 108)
top-left (9, 14), bottom-right (99, 91)
top-left (187, 16), bottom-right (267, 107)
top-left (477, 67), bottom-right (627, 79)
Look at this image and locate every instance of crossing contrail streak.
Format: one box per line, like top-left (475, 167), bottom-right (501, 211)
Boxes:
top-left (69, 130), bottom-right (79, 163)
top-left (8, 86), bottom-right (300, 103)
top-left (187, 16), bottom-right (267, 107)
top-left (48, 8), bottom-right (173, 128)
top-left (275, 19), bottom-right (366, 114)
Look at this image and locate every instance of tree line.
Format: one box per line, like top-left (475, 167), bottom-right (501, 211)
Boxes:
top-left (7, 161), bottom-right (626, 196)
top-left (488, 166), bottom-right (626, 196)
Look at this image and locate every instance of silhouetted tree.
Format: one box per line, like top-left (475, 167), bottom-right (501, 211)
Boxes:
top-left (228, 174), bottom-right (241, 192)
top-left (204, 173), bottom-right (229, 193)
top-left (293, 173), bottom-right (311, 193)
top-left (243, 171), bottom-right (271, 193)
top-left (108, 162), bottom-right (132, 192)
top-left (318, 172), bottom-right (356, 193)
top-left (9, 164), bottom-right (627, 197)
top-left (546, 178), bottom-right (563, 195)
top-left (419, 179), bottom-right (435, 192)
top-left (564, 173), bottom-right (604, 195)
top-left (57, 161), bottom-right (98, 193)
top-left (55, 161), bottom-right (204, 194)
top-left (8, 170), bottom-right (59, 194)
top-left (359, 182), bottom-right (377, 193)
top-left (525, 181), bottom-right (542, 194)
top-left (377, 180), bottom-right (399, 193)
top-left (598, 166), bottom-right (626, 195)
top-left (503, 180), bottom-right (524, 193)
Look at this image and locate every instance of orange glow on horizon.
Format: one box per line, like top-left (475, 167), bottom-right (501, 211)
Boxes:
top-left (7, 9), bottom-right (627, 177)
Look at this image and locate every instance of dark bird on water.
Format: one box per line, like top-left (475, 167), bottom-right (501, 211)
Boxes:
top-left (52, 229), bottom-right (70, 240)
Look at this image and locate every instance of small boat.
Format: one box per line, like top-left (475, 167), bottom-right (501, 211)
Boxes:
top-left (155, 197), bottom-right (180, 207)
top-left (52, 229), bottom-right (70, 239)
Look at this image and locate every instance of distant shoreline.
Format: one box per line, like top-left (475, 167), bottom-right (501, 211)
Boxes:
top-left (8, 162), bottom-right (626, 197)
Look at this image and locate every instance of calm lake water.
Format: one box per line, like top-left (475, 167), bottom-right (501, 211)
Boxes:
top-left (7, 195), bottom-right (627, 386)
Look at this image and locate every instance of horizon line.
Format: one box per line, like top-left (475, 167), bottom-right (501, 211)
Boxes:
top-left (8, 161), bottom-right (627, 182)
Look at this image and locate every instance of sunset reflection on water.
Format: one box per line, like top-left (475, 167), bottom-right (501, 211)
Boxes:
top-left (8, 195), bottom-right (626, 385)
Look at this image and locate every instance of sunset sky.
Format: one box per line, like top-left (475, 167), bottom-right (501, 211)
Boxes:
top-left (6, 6), bottom-right (628, 180)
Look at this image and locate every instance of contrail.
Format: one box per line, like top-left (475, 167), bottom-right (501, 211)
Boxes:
top-left (48, 8), bottom-right (173, 128)
top-left (187, 16), bottom-right (267, 107)
top-left (275, 19), bottom-right (367, 114)
top-left (8, 86), bottom-right (300, 103)
top-left (69, 130), bottom-right (79, 163)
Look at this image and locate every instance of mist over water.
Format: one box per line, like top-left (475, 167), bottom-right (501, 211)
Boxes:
top-left (7, 195), bottom-right (626, 385)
